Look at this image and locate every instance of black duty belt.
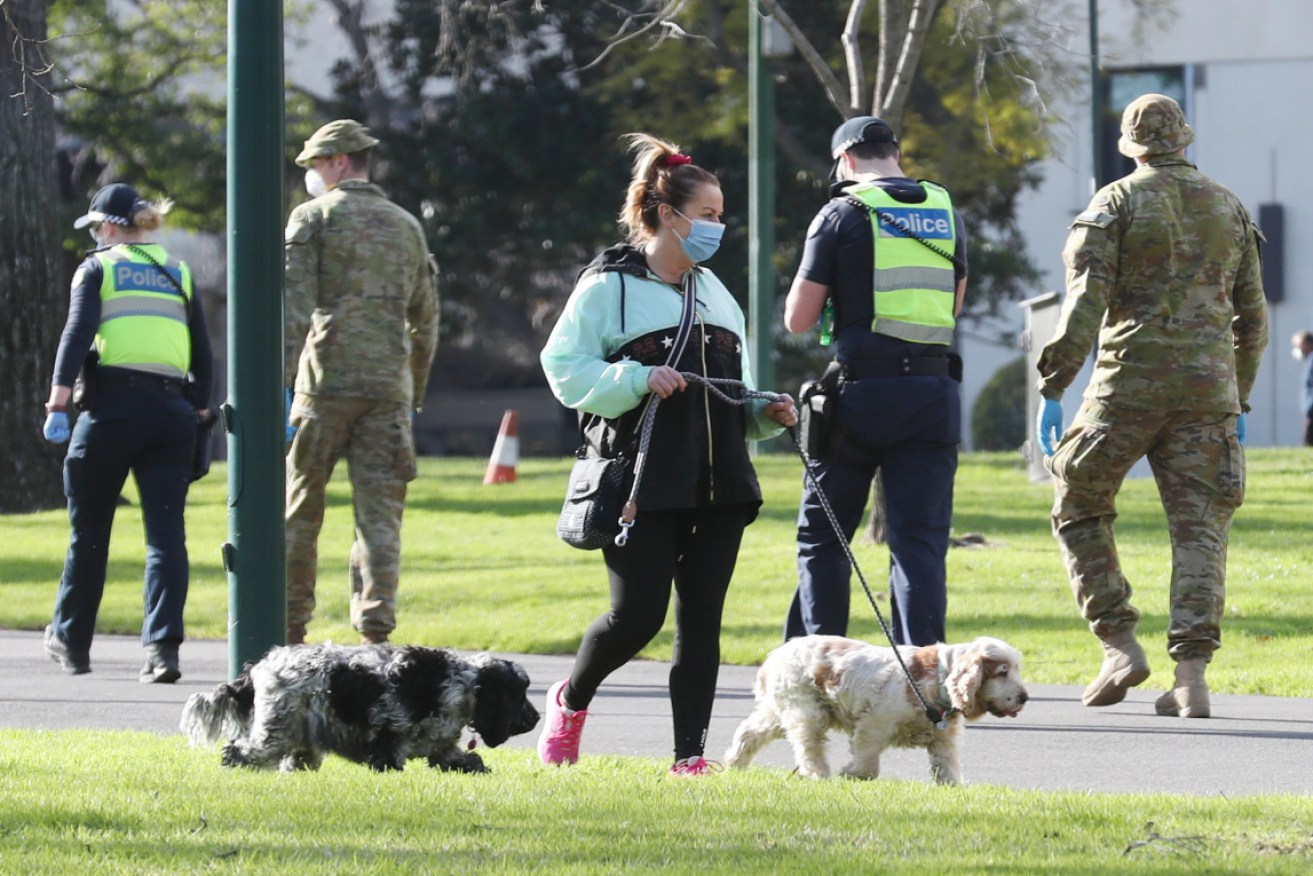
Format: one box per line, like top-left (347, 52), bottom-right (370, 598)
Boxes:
top-left (96, 370), bottom-right (186, 395)
top-left (840, 355), bottom-right (954, 381)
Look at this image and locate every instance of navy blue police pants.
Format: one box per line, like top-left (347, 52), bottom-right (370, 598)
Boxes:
top-left (786, 374), bottom-right (959, 646)
top-left (51, 392), bottom-right (195, 653)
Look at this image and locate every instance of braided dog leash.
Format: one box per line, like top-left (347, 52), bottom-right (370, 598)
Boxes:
top-left (780, 416), bottom-right (948, 727)
top-left (616, 372), bottom-right (946, 726)
top-left (616, 373), bottom-right (780, 546)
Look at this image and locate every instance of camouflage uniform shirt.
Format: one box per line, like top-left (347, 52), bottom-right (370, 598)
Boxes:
top-left (284, 179), bottom-right (439, 406)
top-left (1037, 156), bottom-right (1268, 412)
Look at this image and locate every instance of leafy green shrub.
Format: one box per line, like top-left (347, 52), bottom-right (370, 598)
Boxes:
top-left (971, 355), bottom-right (1027, 451)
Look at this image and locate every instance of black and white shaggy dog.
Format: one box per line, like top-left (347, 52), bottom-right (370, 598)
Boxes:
top-left (180, 644), bottom-right (539, 774)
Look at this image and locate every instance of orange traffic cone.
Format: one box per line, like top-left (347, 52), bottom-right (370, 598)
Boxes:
top-left (483, 409), bottom-right (519, 484)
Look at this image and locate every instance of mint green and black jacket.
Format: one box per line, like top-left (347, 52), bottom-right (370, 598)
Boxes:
top-left (541, 244), bottom-right (782, 514)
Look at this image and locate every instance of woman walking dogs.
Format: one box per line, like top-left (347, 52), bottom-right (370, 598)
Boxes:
top-left (42, 183), bottom-right (213, 683)
top-left (538, 134), bottom-right (796, 776)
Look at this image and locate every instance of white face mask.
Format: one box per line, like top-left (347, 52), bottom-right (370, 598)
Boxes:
top-left (1293, 346), bottom-right (1307, 362)
top-left (305, 168), bottom-right (329, 198)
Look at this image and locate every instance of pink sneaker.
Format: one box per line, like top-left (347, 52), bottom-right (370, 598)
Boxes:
top-left (669, 756), bottom-right (721, 777)
top-left (538, 679), bottom-right (588, 765)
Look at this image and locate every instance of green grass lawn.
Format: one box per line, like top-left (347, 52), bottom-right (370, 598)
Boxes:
top-left (3, 730), bottom-right (1313, 874)
top-left (4, 451), bottom-right (1313, 873)
top-left (4, 449), bottom-right (1311, 695)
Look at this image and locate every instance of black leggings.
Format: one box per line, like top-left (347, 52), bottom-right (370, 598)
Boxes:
top-left (562, 504), bottom-right (753, 760)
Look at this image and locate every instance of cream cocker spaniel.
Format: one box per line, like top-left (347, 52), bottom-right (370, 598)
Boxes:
top-left (724, 635), bottom-right (1027, 784)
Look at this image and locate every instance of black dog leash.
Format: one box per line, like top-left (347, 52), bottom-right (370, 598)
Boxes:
top-left (781, 421), bottom-right (949, 728)
top-left (619, 373), bottom-right (947, 727)
top-left (617, 373), bottom-right (780, 546)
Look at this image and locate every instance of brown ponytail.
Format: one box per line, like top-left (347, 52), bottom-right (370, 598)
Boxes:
top-left (618, 133), bottom-right (719, 244)
top-left (130, 197), bottom-right (174, 233)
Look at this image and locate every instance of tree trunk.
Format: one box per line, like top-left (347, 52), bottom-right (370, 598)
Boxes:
top-left (0, 0), bottom-right (70, 513)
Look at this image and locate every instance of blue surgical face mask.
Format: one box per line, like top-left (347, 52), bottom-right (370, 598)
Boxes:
top-left (673, 208), bottom-right (724, 263)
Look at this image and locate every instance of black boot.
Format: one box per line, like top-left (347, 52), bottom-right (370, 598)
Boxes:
top-left (140, 641), bottom-right (181, 684)
top-left (44, 625), bottom-right (91, 675)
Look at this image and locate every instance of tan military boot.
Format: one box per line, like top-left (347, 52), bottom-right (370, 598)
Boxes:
top-left (286, 625), bottom-right (306, 646)
top-left (360, 630), bottom-right (389, 645)
top-left (1155, 657), bottom-right (1210, 718)
top-left (1082, 629), bottom-right (1151, 706)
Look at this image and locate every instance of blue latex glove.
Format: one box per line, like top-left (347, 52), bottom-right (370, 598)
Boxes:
top-left (1036, 398), bottom-right (1064, 457)
top-left (43, 411), bottom-right (71, 444)
top-left (285, 389), bottom-right (297, 442)
top-left (1236, 413), bottom-right (1247, 446)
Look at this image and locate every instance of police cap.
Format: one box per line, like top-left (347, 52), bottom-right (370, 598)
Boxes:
top-left (830, 115), bottom-right (898, 159)
top-left (295, 119), bottom-right (381, 168)
top-left (73, 183), bottom-right (148, 229)
top-left (1117, 93), bottom-right (1194, 158)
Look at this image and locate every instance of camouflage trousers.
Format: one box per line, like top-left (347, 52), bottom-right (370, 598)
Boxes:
top-left (286, 394), bottom-right (418, 639)
top-left (1046, 400), bottom-right (1245, 661)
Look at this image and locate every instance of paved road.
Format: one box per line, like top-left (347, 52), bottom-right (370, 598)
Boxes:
top-left (3, 629), bottom-right (1310, 795)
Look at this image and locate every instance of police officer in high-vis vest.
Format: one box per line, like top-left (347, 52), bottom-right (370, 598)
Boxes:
top-left (783, 116), bottom-right (968, 646)
top-left (42, 183), bottom-right (213, 682)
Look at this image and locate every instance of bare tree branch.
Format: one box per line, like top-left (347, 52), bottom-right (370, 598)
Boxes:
top-left (875, 0), bottom-right (942, 125)
top-left (576, 0), bottom-right (691, 73)
top-left (328, 0), bottom-right (395, 130)
top-left (57, 51), bottom-right (193, 100)
top-left (754, 0), bottom-right (853, 119)
top-left (3, 0), bottom-right (58, 114)
top-left (872, 0), bottom-right (905, 115)
top-left (841, 0), bottom-right (868, 114)
top-left (557, 0), bottom-right (1142, 141)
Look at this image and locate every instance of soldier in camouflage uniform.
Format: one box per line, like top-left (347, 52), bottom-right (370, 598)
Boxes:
top-left (284, 120), bottom-right (440, 645)
top-left (1034, 94), bottom-right (1268, 718)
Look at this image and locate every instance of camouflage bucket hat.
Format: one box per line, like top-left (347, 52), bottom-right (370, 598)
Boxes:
top-left (295, 119), bottom-right (380, 167)
top-left (1118, 93), bottom-right (1194, 158)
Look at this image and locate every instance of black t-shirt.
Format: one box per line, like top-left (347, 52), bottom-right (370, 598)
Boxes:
top-left (796, 177), bottom-right (968, 361)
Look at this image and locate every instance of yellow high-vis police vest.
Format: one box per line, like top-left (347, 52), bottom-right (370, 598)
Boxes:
top-left (94, 244), bottom-right (193, 379)
top-left (846, 181), bottom-right (957, 345)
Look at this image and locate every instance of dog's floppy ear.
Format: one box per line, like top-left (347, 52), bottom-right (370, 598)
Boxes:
top-left (944, 640), bottom-right (989, 717)
top-left (470, 660), bottom-right (534, 748)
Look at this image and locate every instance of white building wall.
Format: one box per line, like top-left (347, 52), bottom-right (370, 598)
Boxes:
top-left (962, 0), bottom-right (1313, 449)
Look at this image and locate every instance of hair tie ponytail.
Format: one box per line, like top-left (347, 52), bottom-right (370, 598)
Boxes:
top-left (619, 133), bottom-right (717, 244)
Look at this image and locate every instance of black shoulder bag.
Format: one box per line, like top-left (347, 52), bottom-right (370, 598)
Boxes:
top-left (557, 272), bottom-right (698, 550)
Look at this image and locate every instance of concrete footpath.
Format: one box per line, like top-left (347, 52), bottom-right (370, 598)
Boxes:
top-left (3, 629), bottom-right (1311, 796)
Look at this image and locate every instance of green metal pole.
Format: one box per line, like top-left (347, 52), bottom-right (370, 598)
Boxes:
top-left (1089, 0), bottom-right (1103, 189)
top-left (748, 7), bottom-right (776, 408)
top-left (224, 0), bottom-right (285, 676)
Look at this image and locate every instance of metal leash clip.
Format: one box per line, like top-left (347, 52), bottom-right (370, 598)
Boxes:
top-left (615, 498), bottom-right (639, 547)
